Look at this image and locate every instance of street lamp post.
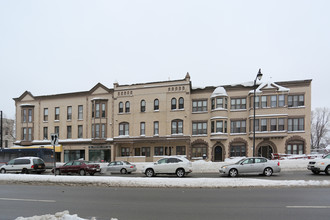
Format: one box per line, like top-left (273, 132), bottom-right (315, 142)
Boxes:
top-left (253, 69), bottom-right (263, 157)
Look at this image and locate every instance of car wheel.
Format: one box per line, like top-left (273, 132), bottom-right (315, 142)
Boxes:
top-left (176, 168), bottom-right (185, 178)
top-left (79, 169), bottom-right (86, 176)
top-left (145, 168), bottom-right (154, 177)
top-left (0, 168), bottom-right (6, 174)
top-left (325, 166), bottom-right (330, 175)
top-left (312, 170), bottom-right (320, 175)
top-left (229, 168), bottom-right (238, 177)
top-left (55, 169), bottom-right (61, 175)
top-left (22, 168), bottom-right (29, 174)
top-left (120, 168), bottom-right (127, 174)
top-left (264, 167), bottom-right (273, 177)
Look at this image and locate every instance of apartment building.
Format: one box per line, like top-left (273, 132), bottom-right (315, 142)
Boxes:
top-left (13, 73), bottom-right (311, 162)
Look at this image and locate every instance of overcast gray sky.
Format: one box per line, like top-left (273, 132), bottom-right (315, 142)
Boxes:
top-left (1, 0), bottom-right (329, 119)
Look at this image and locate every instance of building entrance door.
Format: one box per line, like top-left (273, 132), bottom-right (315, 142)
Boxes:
top-left (214, 146), bottom-right (223, 161)
top-left (258, 145), bottom-right (273, 159)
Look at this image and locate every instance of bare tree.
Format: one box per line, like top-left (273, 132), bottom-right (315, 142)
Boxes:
top-left (311, 107), bottom-right (330, 149)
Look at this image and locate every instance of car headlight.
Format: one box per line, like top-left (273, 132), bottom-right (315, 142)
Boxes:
top-left (221, 166), bottom-right (227, 169)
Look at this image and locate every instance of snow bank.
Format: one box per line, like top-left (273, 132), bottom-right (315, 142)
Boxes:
top-left (15, 210), bottom-right (118, 220)
top-left (1, 174), bottom-right (330, 188)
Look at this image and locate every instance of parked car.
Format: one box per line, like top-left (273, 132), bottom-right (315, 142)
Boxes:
top-left (142, 156), bottom-right (193, 178)
top-left (101, 161), bottom-right (137, 174)
top-left (219, 157), bottom-right (281, 177)
top-left (52, 160), bottom-right (100, 176)
top-left (307, 154), bottom-right (330, 175)
top-left (0, 157), bottom-right (46, 174)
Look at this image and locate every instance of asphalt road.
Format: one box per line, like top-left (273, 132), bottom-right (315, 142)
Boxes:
top-left (0, 184), bottom-right (330, 220)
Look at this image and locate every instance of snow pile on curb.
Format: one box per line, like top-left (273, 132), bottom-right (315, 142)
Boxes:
top-left (15, 210), bottom-right (87, 220)
top-left (1, 174), bottom-right (330, 188)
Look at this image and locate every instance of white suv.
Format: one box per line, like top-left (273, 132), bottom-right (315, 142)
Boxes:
top-left (0, 157), bottom-right (46, 174)
top-left (142, 156), bottom-right (192, 177)
top-left (307, 154), bottom-right (330, 175)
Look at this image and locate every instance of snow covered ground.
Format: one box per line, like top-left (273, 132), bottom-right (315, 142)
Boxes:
top-left (1, 158), bottom-right (329, 189)
top-left (2, 158), bottom-right (330, 220)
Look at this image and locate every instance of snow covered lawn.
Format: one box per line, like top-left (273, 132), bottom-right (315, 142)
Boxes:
top-left (1, 158), bottom-right (330, 188)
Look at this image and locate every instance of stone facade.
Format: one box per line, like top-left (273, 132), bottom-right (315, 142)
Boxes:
top-left (13, 73), bottom-right (312, 163)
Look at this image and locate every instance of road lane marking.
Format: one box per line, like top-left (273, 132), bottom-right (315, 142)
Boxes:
top-left (286, 206), bottom-right (330, 209)
top-left (0, 198), bottom-right (56, 203)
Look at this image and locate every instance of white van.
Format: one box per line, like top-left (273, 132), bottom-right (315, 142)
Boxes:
top-left (0, 157), bottom-right (46, 174)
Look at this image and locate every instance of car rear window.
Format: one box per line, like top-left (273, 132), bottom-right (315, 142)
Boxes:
top-left (33, 159), bottom-right (44, 165)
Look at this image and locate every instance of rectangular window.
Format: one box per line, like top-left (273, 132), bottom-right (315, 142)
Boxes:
top-left (101, 124), bottom-right (106, 138)
top-left (288, 118), bottom-right (304, 131)
top-left (192, 100), bottom-right (208, 112)
top-left (78, 125), bottom-right (83, 138)
top-left (270, 119), bottom-right (277, 131)
top-left (271, 95), bottom-right (277, 108)
top-left (55, 107), bottom-right (60, 120)
top-left (67, 106), bottom-right (72, 121)
top-left (102, 103), bottom-right (106, 118)
top-left (95, 124), bottom-right (100, 138)
top-left (278, 95), bottom-right (285, 107)
top-left (95, 103), bottom-right (100, 118)
top-left (22, 128), bottom-right (27, 140)
top-left (121, 147), bottom-right (130, 156)
top-left (231, 98), bottom-right (246, 110)
top-left (154, 147), bottom-right (164, 156)
top-left (44, 108), bottom-right (48, 121)
top-left (216, 98), bottom-right (223, 109)
top-left (288, 95), bottom-right (305, 107)
top-left (192, 122), bottom-right (207, 135)
top-left (261, 96), bottom-right (267, 108)
top-left (140, 122), bottom-right (145, 136)
top-left (261, 119), bottom-right (267, 132)
top-left (278, 118), bottom-right (285, 131)
top-left (78, 105), bottom-right (83, 120)
top-left (230, 120), bottom-right (246, 133)
top-left (230, 146), bottom-right (246, 157)
top-left (22, 109), bottom-right (27, 123)
top-left (253, 119), bottom-right (259, 132)
top-left (154, 121), bottom-right (159, 135)
top-left (43, 127), bottom-right (48, 140)
top-left (134, 148), bottom-right (141, 156)
top-left (54, 126), bottom-right (59, 137)
top-left (28, 109), bottom-right (33, 122)
top-left (254, 96), bottom-right (260, 108)
top-left (176, 146), bottom-right (186, 155)
top-left (67, 126), bottom-right (72, 139)
top-left (142, 147), bottom-right (150, 157)
top-left (28, 128), bottom-right (32, 141)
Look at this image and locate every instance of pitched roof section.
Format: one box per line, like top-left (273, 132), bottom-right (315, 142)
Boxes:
top-left (249, 81), bottom-right (290, 94)
top-left (13, 91), bottom-right (35, 102)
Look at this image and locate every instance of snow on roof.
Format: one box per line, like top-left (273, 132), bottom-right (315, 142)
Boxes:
top-left (211, 86), bottom-right (228, 98)
top-left (249, 81), bottom-right (290, 94)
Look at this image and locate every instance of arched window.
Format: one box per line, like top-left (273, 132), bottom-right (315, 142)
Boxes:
top-left (154, 99), bottom-right (159, 111)
top-left (119, 102), bottom-right (123, 113)
top-left (171, 98), bottom-right (177, 110)
top-left (119, 122), bottom-right (129, 136)
top-left (125, 101), bottom-right (130, 113)
top-left (141, 100), bottom-right (146, 112)
top-left (179, 97), bottom-right (184, 109)
top-left (171, 119), bottom-right (183, 134)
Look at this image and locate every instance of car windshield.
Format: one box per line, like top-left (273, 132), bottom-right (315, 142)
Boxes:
top-left (235, 158), bottom-right (246, 164)
top-left (123, 161), bottom-right (131, 165)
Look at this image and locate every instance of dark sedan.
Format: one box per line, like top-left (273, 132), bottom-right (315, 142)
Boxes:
top-left (53, 160), bottom-right (100, 176)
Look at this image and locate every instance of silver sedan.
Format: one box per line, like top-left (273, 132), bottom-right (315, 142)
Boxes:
top-left (101, 161), bottom-right (137, 174)
top-left (219, 157), bottom-right (281, 177)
